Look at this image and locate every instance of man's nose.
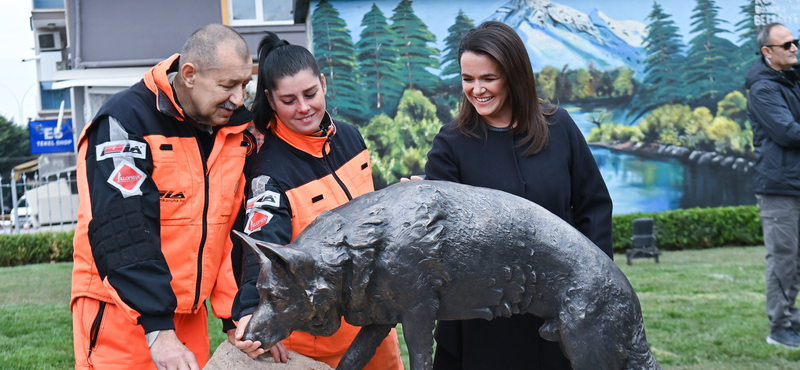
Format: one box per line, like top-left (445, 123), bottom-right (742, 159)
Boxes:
top-left (230, 86), bottom-right (245, 107)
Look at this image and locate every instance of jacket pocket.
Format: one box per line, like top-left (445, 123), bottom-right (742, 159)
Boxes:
top-left (212, 142), bottom-right (247, 218)
top-left (338, 150), bottom-right (374, 197)
top-left (151, 138), bottom-right (195, 223)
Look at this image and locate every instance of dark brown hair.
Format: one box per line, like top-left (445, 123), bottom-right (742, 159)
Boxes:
top-left (456, 21), bottom-right (555, 156)
top-left (251, 31), bottom-right (322, 135)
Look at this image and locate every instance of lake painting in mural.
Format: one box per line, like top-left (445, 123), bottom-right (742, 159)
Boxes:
top-left (567, 106), bottom-right (685, 215)
top-left (311, 0), bottom-right (794, 214)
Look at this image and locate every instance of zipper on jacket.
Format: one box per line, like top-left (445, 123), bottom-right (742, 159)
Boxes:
top-left (87, 301), bottom-right (106, 359)
top-left (192, 133), bottom-right (211, 312)
top-left (322, 137), bottom-right (353, 200)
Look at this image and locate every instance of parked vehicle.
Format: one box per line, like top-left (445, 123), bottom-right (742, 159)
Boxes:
top-left (24, 178), bottom-right (79, 228)
top-left (1, 195), bottom-right (32, 231)
top-left (0, 168), bottom-right (79, 234)
top-left (14, 195), bottom-right (32, 228)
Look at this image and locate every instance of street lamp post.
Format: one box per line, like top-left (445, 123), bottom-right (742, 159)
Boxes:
top-left (0, 82), bottom-right (36, 125)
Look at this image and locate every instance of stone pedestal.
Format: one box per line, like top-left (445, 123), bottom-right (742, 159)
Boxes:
top-left (204, 340), bottom-right (333, 370)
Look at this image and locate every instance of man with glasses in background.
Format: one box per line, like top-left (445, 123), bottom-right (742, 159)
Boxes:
top-left (746, 22), bottom-right (800, 349)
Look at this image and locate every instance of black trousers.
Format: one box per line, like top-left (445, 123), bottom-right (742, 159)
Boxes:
top-left (433, 314), bottom-right (572, 370)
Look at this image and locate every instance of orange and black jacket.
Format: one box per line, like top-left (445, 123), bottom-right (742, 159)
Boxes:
top-left (71, 54), bottom-right (254, 334)
top-left (233, 113), bottom-right (373, 355)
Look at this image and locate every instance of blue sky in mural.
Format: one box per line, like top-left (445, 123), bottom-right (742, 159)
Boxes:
top-left (329, 0), bottom-right (745, 52)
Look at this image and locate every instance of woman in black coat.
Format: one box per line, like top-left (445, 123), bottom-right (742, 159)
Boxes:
top-left (424, 20), bottom-right (614, 370)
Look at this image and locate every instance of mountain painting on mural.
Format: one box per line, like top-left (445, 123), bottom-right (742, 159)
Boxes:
top-left (311, 0), bottom-right (780, 215)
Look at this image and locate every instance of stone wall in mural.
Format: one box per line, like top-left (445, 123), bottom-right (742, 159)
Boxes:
top-left (311, 0), bottom-right (797, 215)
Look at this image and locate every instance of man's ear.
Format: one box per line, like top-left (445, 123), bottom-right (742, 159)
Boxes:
top-left (762, 46), bottom-right (773, 60)
top-left (181, 62), bottom-right (198, 88)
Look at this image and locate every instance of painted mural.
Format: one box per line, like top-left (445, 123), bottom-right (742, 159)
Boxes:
top-left (310, 0), bottom-right (799, 215)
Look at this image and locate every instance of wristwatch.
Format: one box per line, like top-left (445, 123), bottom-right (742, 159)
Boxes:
top-left (146, 330), bottom-right (161, 348)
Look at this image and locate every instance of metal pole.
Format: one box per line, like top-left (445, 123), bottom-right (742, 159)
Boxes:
top-left (10, 169), bottom-right (18, 234)
top-left (0, 174), bottom-right (5, 233)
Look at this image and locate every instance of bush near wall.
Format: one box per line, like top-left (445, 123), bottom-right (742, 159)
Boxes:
top-left (612, 205), bottom-right (762, 253)
top-left (0, 231), bottom-right (74, 267)
top-left (0, 206), bottom-right (765, 266)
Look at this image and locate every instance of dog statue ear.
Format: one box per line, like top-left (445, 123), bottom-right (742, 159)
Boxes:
top-left (232, 230), bottom-right (314, 276)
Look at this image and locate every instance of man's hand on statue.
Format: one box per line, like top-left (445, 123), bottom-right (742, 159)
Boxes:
top-left (230, 314), bottom-right (290, 362)
top-left (150, 329), bottom-right (200, 370)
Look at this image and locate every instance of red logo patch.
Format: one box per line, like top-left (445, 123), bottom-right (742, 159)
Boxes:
top-left (245, 209), bottom-right (273, 234)
top-left (114, 165), bottom-right (143, 190)
top-left (107, 160), bottom-right (147, 197)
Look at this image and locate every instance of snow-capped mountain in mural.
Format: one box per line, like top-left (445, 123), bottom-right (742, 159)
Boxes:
top-left (484, 0), bottom-right (646, 77)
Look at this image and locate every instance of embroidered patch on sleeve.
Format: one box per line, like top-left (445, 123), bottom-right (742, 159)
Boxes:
top-left (107, 159), bottom-right (147, 198)
top-left (247, 189), bottom-right (281, 210)
top-left (258, 190), bottom-right (280, 208)
top-left (245, 208), bottom-right (274, 235)
top-left (96, 140), bottom-right (147, 161)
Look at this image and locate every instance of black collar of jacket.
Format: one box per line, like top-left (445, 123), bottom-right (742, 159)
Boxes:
top-left (747, 57), bottom-right (800, 88)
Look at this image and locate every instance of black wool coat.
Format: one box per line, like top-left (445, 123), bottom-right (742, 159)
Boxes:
top-left (424, 107), bottom-right (613, 370)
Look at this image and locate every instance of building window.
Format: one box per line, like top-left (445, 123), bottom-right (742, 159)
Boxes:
top-left (40, 82), bottom-right (71, 111)
top-left (229, 0), bottom-right (294, 25)
top-left (33, 0), bottom-right (65, 9)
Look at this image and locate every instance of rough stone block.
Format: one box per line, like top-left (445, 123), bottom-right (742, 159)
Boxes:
top-left (204, 340), bottom-right (333, 370)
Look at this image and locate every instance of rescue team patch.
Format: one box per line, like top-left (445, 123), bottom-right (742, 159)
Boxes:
top-left (245, 209), bottom-right (273, 234)
top-left (96, 140), bottom-right (147, 161)
top-left (107, 160), bottom-right (147, 197)
top-left (247, 189), bottom-right (281, 210)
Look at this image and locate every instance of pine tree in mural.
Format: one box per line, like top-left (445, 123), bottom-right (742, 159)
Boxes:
top-left (441, 10), bottom-right (474, 99)
top-left (312, 0), bottom-right (365, 124)
top-left (733, 0), bottom-right (773, 77)
top-left (356, 3), bottom-right (405, 118)
top-left (389, 0), bottom-right (441, 96)
top-left (631, 2), bottom-right (686, 118)
top-left (682, 0), bottom-right (738, 109)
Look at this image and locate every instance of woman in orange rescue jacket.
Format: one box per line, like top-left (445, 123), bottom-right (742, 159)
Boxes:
top-left (230, 31), bottom-right (404, 370)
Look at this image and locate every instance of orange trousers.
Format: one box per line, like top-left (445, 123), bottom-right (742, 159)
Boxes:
top-left (307, 328), bottom-right (404, 370)
top-left (72, 297), bottom-right (210, 369)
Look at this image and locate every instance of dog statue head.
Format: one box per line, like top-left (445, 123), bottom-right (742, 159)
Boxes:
top-left (233, 230), bottom-right (344, 348)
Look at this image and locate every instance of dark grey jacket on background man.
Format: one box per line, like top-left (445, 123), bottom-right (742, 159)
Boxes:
top-left (746, 22), bottom-right (800, 350)
top-left (746, 58), bottom-right (800, 194)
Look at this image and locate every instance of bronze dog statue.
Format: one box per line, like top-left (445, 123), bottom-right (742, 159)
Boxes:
top-left (235, 180), bottom-right (660, 370)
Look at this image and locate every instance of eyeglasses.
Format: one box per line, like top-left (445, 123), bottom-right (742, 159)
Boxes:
top-left (765, 39), bottom-right (800, 50)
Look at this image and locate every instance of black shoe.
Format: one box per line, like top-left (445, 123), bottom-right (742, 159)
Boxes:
top-left (768, 328), bottom-right (800, 349)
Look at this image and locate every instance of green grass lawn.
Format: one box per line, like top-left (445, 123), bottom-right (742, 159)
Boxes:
top-left (1, 248), bottom-right (799, 369)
